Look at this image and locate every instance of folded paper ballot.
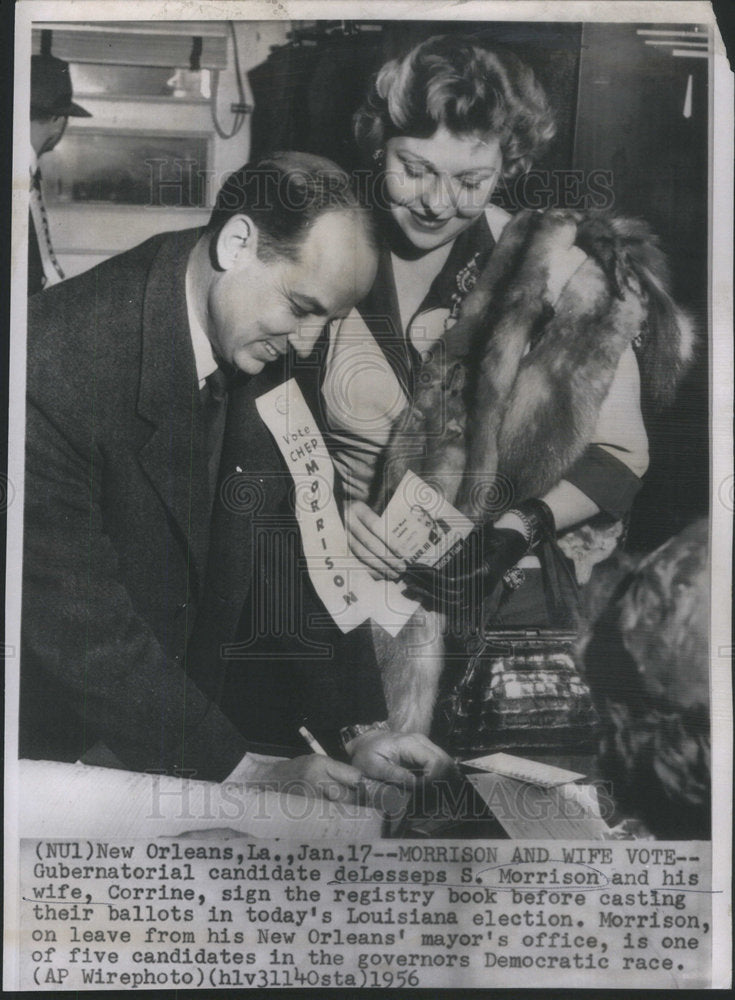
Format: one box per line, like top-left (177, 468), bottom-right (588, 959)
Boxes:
top-left (466, 771), bottom-right (613, 840)
top-left (17, 759), bottom-right (384, 840)
top-left (377, 470), bottom-right (475, 567)
top-left (461, 752), bottom-right (586, 788)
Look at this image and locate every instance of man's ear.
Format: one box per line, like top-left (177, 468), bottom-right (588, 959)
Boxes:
top-left (214, 214), bottom-right (258, 271)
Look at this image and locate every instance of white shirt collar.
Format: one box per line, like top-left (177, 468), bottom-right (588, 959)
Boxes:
top-left (30, 145), bottom-right (39, 177)
top-left (185, 265), bottom-right (218, 386)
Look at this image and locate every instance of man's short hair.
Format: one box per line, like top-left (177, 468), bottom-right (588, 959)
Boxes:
top-left (208, 151), bottom-right (373, 263)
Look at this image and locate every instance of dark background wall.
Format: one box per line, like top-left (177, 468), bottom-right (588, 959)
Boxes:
top-left (573, 23), bottom-right (709, 550)
top-left (248, 21), bottom-right (582, 180)
top-left (248, 20), bottom-right (710, 553)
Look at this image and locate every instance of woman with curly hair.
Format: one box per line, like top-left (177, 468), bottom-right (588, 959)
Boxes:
top-left (319, 35), bottom-right (693, 740)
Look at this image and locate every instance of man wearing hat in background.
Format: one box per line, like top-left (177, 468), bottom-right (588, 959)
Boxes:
top-left (29, 54), bottom-right (90, 295)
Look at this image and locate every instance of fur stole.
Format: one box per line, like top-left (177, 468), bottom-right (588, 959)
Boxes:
top-left (374, 209), bottom-right (694, 734)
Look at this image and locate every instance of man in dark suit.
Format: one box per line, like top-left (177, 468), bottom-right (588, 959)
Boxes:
top-left (29, 54), bottom-right (91, 295)
top-left (21, 153), bottom-right (452, 798)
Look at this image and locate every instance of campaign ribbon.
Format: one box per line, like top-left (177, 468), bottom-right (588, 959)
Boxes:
top-left (256, 379), bottom-right (417, 635)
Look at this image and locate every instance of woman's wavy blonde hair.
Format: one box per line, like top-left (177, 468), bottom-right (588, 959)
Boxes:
top-left (354, 35), bottom-right (556, 179)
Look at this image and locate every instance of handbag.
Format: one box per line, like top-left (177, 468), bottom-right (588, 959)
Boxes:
top-left (437, 540), bottom-right (599, 756)
top-left (439, 628), bottom-right (600, 756)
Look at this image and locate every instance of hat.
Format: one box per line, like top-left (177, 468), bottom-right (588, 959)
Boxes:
top-left (31, 55), bottom-right (91, 118)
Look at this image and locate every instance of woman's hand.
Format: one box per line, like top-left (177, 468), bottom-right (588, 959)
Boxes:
top-left (400, 498), bottom-right (557, 614)
top-left (344, 500), bottom-right (406, 580)
top-left (400, 524), bottom-right (528, 614)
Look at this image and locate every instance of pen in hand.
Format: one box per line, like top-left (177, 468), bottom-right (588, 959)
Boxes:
top-left (298, 725), bottom-right (328, 756)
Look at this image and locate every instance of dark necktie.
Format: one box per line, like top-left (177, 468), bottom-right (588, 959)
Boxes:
top-left (30, 168), bottom-right (65, 283)
top-left (200, 368), bottom-right (229, 502)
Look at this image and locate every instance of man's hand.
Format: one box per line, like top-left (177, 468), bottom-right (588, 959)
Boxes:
top-left (231, 753), bottom-right (367, 803)
top-left (344, 500), bottom-right (406, 580)
top-left (227, 733), bottom-right (458, 809)
top-left (347, 730), bottom-right (457, 786)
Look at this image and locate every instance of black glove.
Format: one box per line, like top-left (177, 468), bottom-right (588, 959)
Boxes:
top-left (400, 499), bottom-right (555, 616)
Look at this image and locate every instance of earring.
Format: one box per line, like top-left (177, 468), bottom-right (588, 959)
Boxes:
top-left (372, 148), bottom-right (385, 167)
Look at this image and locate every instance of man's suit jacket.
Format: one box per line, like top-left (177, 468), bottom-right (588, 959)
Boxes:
top-left (21, 228), bottom-right (386, 779)
top-left (21, 229), bottom-right (267, 779)
top-left (187, 362), bottom-right (388, 760)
